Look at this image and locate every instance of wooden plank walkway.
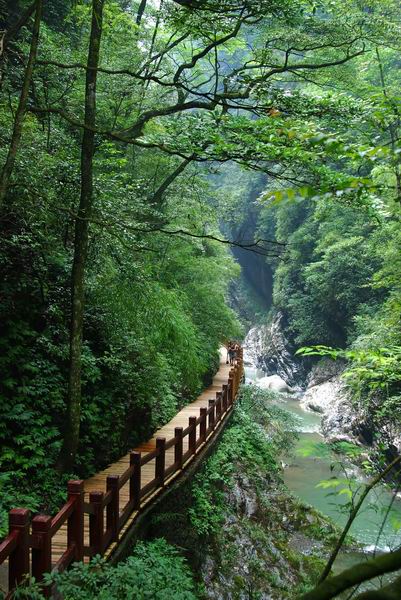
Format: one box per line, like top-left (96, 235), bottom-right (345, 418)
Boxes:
top-left (0, 346), bottom-right (243, 596)
top-left (51, 347), bottom-right (232, 565)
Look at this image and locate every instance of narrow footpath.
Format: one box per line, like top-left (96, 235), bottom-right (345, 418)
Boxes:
top-left (51, 348), bottom-right (233, 564)
top-left (1, 347), bottom-right (243, 595)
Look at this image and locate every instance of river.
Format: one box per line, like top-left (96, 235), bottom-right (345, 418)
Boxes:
top-left (245, 362), bottom-right (401, 585)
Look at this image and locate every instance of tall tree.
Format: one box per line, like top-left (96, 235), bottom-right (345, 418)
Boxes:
top-left (56, 0), bottom-right (105, 472)
top-left (0, 0), bottom-right (42, 206)
top-left (42, 0), bottom-right (383, 471)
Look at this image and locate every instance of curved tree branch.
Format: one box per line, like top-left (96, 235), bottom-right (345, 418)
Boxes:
top-left (353, 575), bottom-right (401, 600)
top-left (299, 547), bottom-right (401, 600)
top-left (318, 456), bottom-right (401, 584)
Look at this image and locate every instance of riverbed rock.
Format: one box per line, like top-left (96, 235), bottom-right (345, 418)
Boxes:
top-left (301, 373), bottom-right (345, 415)
top-left (300, 361), bottom-right (376, 446)
top-left (306, 357), bottom-right (345, 388)
top-left (244, 312), bottom-right (308, 388)
top-left (300, 361), bottom-right (361, 442)
top-left (257, 374), bottom-right (295, 394)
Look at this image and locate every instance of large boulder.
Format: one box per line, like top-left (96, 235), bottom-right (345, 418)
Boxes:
top-left (300, 361), bottom-right (369, 445)
top-left (257, 374), bottom-right (295, 394)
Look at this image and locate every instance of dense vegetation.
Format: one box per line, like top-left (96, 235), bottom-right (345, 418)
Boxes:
top-left (254, 34), bottom-right (401, 452)
top-left (1, 0), bottom-right (401, 598)
top-left (11, 539), bottom-right (198, 599)
top-left (17, 387), bottom-right (340, 599)
top-left (214, 0), bottom-right (401, 446)
top-left (0, 0), bottom-right (244, 529)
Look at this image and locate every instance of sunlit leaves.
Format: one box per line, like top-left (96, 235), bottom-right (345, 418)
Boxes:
top-left (297, 345), bottom-right (401, 408)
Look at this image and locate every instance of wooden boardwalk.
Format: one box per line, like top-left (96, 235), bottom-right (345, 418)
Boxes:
top-left (52, 347), bottom-right (232, 563)
top-left (1, 347), bottom-right (242, 596)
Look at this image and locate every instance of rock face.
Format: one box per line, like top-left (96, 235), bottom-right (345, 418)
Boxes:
top-left (301, 360), bottom-right (379, 447)
top-left (200, 471), bottom-right (334, 600)
top-left (257, 374), bottom-right (294, 394)
top-left (302, 359), bottom-right (345, 414)
top-left (244, 314), bottom-right (401, 452)
top-left (245, 320), bottom-right (373, 446)
top-left (300, 360), bottom-right (359, 443)
top-left (244, 312), bottom-right (308, 388)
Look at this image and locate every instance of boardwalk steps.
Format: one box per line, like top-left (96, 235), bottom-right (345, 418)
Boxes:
top-left (0, 347), bottom-right (243, 597)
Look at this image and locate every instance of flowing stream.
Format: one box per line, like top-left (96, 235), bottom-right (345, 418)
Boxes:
top-left (245, 363), bottom-right (401, 562)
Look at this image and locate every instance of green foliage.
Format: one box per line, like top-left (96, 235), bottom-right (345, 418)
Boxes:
top-left (298, 345), bottom-right (401, 392)
top-left (258, 194), bottom-right (385, 348)
top-left (297, 345), bottom-right (401, 425)
top-left (0, 1), bottom-right (242, 521)
top-left (1, 5), bottom-right (401, 597)
top-left (8, 540), bottom-right (197, 600)
top-left (296, 440), bottom-right (331, 459)
top-left (189, 385), bottom-right (298, 535)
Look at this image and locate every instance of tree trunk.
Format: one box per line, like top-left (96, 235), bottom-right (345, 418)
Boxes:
top-left (136, 0), bottom-right (147, 25)
top-left (1, 1), bottom-right (37, 59)
top-left (56, 0), bottom-right (105, 472)
top-left (299, 548), bottom-right (401, 600)
top-left (150, 156), bottom-right (193, 206)
top-left (0, 0), bottom-right (42, 206)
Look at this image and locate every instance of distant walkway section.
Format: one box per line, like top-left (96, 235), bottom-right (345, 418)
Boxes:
top-left (0, 346), bottom-right (243, 597)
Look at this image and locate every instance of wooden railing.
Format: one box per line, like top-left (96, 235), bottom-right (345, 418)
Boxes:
top-left (0, 350), bottom-right (243, 597)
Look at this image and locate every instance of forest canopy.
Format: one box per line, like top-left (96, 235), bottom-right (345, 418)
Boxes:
top-left (1, 0), bottom-right (401, 597)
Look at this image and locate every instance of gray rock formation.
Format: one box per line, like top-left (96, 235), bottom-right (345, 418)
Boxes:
top-left (244, 316), bottom-right (401, 453)
top-left (301, 360), bottom-right (377, 447)
top-left (257, 374), bottom-right (295, 394)
top-left (244, 312), bottom-right (307, 387)
top-left (301, 361), bottom-right (358, 443)
top-left (200, 471), bottom-right (318, 600)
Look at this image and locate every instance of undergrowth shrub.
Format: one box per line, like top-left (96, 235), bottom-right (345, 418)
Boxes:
top-left (9, 539), bottom-right (197, 600)
top-left (189, 386), bottom-right (298, 536)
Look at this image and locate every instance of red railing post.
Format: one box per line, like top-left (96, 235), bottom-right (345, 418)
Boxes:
top-left (156, 438), bottom-right (166, 485)
top-left (106, 475), bottom-right (120, 543)
top-left (89, 491), bottom-right (104, 556)
top-left (200, 407), bottom-right (207, 442)
top-left (228, 375), bottom-right (234, 405)
top-left (67, 480), bottom-right (84, 562)
top-left (222, 384), bottom-right (228, 412)
top-left (189, 416), bottom-right (197, 455)
top-left (130, 452), bottom-right (141, 510)
top-left (32, 515), bottom-right (52, 596)
top-left (215, 391), bottom-right (222, 421)
top-left (208, 399), bottom-right (215, 431)
top-left (8, 508), bottom-right (30, 590)
top-left (229, 368), bottom-right (235, 395)
top-left (238, 348), bottom-right (243, 377)
top-left (174, 427), bottom-right (183, 469)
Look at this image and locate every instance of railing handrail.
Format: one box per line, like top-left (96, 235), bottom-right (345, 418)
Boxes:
top-left (0, 530), bottom-right (19, 564)
top-left (0, 348), bottom-right (244, 597)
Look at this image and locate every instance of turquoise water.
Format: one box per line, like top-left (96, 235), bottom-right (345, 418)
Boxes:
top-left (286, 433), bottom-right (401, 551)
top-left (245, 365), bottom-right (401, 552)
